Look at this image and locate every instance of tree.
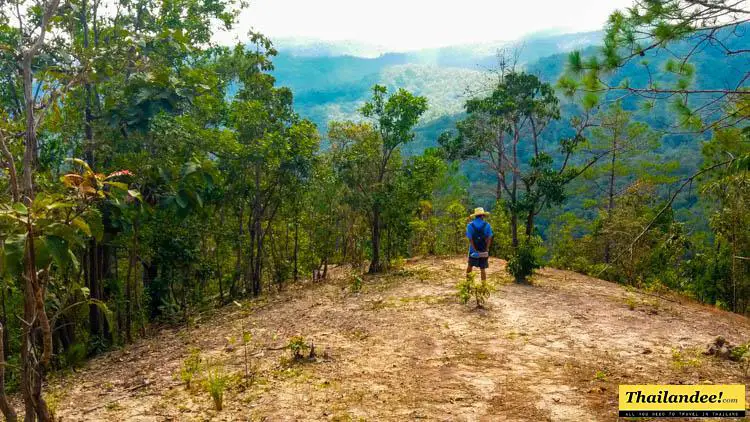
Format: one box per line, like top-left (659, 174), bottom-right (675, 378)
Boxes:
top-left (585, 102), bottom-right (659, 263)
top-left (0, 0), bottom-right (243, 418)
top-left (300, 153), bottom-right (348, 279)
top-left (385, 149), bottom-right (446, 261)
top-left (1, 0), bottom-right (74, 418)
top-left (0, 161), bottom-right (131, 420)
top-left (330, 85), bottom-right (427, 273)
top-left (698, 127), bottom-right (750, 312)
top-left (557, 1), bottom-right (750, 289)
top-left (441, 71), bottom-right (602, 281)
top-left (561, 0), bottom-right (750, 130)
top-left (225, 42), bottom-right (319, 295)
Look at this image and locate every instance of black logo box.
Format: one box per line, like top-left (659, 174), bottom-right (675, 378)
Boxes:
top-left (619, 410), bottom-right (746, 418)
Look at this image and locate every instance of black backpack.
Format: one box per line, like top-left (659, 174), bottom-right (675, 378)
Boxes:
top-left (470, 220), bottom-right (488, 253)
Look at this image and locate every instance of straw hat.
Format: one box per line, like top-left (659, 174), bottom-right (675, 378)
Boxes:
top-left (470, 207), bottom-right (490, 218)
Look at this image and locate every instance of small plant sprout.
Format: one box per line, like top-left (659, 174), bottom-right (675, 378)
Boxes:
top-left (671, 348), bottom-right (702, 370)
top-left (350, 275), bottom-right (363, 293)
top-left (288, 335), bottom-right (310, 360)
top-left (180, 348), bottom-right (202, 389)
top-left (736, 343), bottom-right (750, 378)
top-left (457, 275), bottom-right (472, 305)
top-left (203, 360), bottom-right (230, 411)
top-left (625, 293), bottom-right (637, 310)
top-left (456, 272), bottom-right (494, 308)
top-left (473, 277), bottom-right (493, 308)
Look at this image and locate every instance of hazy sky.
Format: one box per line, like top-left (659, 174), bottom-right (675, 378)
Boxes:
top-left (216, 0), bottom-right (634, 50)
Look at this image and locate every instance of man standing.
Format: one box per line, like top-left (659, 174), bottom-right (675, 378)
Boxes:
top-left (466, 207), bottom-right (493, 281)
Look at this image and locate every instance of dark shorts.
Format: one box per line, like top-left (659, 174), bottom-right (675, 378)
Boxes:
top-left (468, 256), bottom-right (489, 269)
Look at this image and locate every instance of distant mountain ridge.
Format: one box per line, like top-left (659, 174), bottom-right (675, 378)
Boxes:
top-left (273, 30), bottom-right (604, 64)
top-left (272, 37), bottom-right (391, 58)
top-left (269, 30), bottom-right (606, 132)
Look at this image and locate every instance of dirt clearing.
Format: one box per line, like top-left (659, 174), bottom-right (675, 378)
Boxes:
top-left (51, 257), bottom-right (750, 421)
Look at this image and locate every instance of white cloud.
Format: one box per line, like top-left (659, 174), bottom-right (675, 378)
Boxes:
top-left (215, 0), bottom-right (634, 50)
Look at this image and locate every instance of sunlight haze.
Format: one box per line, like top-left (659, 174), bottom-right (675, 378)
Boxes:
top-left (217, 0), bottom-right (634, 50)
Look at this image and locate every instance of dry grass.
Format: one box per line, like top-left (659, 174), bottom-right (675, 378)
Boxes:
top-left (51, 257), bottom-right (750, 421)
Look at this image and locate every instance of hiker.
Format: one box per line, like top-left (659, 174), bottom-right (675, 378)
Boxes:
top-left (466, 207), bottom-right (493, 281)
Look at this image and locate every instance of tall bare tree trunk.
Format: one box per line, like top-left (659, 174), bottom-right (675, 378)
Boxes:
top-left (524, 210), bottom-right (534, 239)
top-left (19, 2), bottom-right (60, 416)
top-left (496, 172), bottom-right (503, 203)
top-left (217, 208), bottom-right (225, 303)
top-left (125, 241), bottom-right (135, 344)
top-left (232, 202), bottom-right (244, 297)
top-left (252, 222), bottom-right (263, 296)
top-left (604, 146), bottom-right (617, 264)
top-left (369, 206), bottom-right (381, 273)
top-left (293, 218), bottom-right (299, 282)
top-left (0, 323), bottom-right (17, 421)
top-left (247, 165), bottom-right (263, 296)
top-left (510, 127), bottom-right (520, 248)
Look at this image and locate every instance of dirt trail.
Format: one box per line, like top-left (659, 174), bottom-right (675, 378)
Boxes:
top-left (52, 257), bottom-right (750, 421)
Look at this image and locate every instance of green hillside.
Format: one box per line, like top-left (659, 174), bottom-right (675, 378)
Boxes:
top-left (271, 31), bottom-right (605, 131)
top-left (269, 25), bottom-right (749, 237)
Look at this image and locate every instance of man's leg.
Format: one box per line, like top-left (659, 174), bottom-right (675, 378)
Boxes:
top-left (466, 263), bottom-right (473, 278)
top-left (480, 267), bottom-right (487, 281)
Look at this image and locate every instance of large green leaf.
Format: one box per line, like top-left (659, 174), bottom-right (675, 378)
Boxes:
top-left (106, 181), bottom-right (129, 191)
top-left (65, 158), bottom-right (92, 172)
top-left (46, 223), bottom-right (84, 247)
top-left (176, 190), bottom-right (189, 209)
top-left (12, 202), bottom-right (28, 215)
top-left (44, 235), bottom-right (77, 271)
top-left (45, 201), bottom-right (75, 211)
top-left (181, 161), bottom-right (199, 177)
top-left (2, 235), bottom-right (26, 276)
top-left (34, 237), bottom-right (52, 269)
top-left (67, 248), bottom-right (80, 272)
top-left (71, 217), bottom-right (92, 237)
top-left (86, 211), bottom-right (105, 242)
top-left (85, 297), bottom-right (114, 333)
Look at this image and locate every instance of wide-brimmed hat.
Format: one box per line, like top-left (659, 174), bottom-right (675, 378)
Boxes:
top-left (470, 207), bottom-right (490, 218)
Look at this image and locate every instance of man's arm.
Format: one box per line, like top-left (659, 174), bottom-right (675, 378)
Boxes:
top-left (486, 236), bottom-right (493, 253)
top-left (467, 225), bottom-right (478, 252)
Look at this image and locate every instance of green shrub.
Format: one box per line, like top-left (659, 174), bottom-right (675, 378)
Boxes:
top-left (350, 276), bottom-right (363, 293)
top-left (732, 343), bottom-right (750, 377)
top-left (473, 277), bottom-right (493, 308)
top-left (507, 238), bottom-right (543, 283)
top-left (389, 257), bottom-right (407, 270)
top-left (287, 335), bottom-right (310, 360)
top-left (456, 276), bottom-right (472, 305)
top-left (456, 272), bottom-right (494, 308)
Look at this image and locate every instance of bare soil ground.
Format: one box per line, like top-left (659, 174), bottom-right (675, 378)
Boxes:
top-left (50, 257), bottom-right (750, 421)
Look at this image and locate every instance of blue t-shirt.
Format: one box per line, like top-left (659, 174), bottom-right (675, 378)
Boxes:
top-left (466, 217), bottom-right (493, 254)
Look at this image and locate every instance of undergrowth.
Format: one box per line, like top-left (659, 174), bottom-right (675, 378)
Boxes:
top-left (456, 272), bottom-right (494, 308)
